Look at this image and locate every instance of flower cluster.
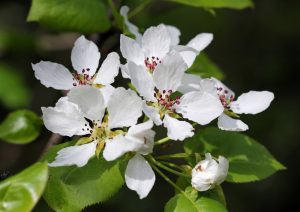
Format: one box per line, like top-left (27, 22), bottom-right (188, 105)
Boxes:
top-left (32, 6), bottom-right (274, 199)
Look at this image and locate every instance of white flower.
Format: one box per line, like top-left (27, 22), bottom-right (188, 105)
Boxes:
top-left (103, 120), bottom-right (156, 199)
top-left (120, 21), bottom-right (212, 77)
top-left (32, 36), bottom-right (120, 104)
top-left (178, 77), bottom-right (274, 131)
top-left (191, 153), bottom-right (229, 192)
top-left (43, 86), bottom-right (143, 167)
top-left (127, 51), bottom-right (223, 141)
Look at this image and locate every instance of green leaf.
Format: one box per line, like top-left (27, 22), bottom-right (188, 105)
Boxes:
top-left (42, 141), bottom-right (127, 211)
top-left (176, 175), bottom-right (226, 206)
top-left (186, 53), bottom-right (225, 80)
top-left (0, 110), bottom-right (42, 144)
top-left (0, 64), bottom-right (31, 109)
top-left (184, 127), bottom-right (286, 183)
top-left (165, 187), bottom-right (227, 212)
top-left (0, 162), bottom-right (48, 212)
top-left (27, 0), bottom-right (111, 33)
top-left (166, 0), bottom-right (254, 10)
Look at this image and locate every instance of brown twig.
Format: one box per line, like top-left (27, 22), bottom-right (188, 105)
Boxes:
top-left (40, 133), bottom-right (63, 158)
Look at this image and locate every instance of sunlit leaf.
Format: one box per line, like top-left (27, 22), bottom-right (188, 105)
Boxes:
top-left (27, 0), bottom-right (111, 33)
top-left (42, 141), bottom-right (127, 211)
top-left (0, 110), bottom-right (42, 144)
top-left (0, 162), bottom-right (48, 212)
top-left (184, 127), bottom-right (286, 183)
top-left (165, 187), bottom-right (227, 212)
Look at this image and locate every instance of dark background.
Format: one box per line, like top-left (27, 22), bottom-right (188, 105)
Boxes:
top-left (0, 0), bottom-right (299, 211)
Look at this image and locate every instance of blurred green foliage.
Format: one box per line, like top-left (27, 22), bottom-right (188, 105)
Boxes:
top-left (0, 64), bottom-right (31, 109)
top-left (166, 0), bottom-right (253, 9)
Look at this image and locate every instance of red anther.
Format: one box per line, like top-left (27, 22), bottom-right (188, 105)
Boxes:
top-left (87, 68), bottom-right (90, 71)
top-left (224, 90), bottom-right (228, 94)
top-left (152, 56), bottom-right (155, 59)
top-left (82, 69), bottom-right (85, 73)
top-left (165, 95), bottom-right (169, 98)
top-left (157, 57), bottom-right (159, 60)
top-left (163, 90), bottom-right (166, 93)
top-left (159, 61), bottom-right (162, 63)
top-left (176, 96), bottom-right (180, 100)
top-left (73, 83), bottom-right (77, 86)
top-left (168, 89), bottom-right (172, 93)
top-left (176, 101), bottom-right (180, 104)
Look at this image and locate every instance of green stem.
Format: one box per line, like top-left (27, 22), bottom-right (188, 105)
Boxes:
top-left (150, 162), bottom-right (184, 193)
top-left (128, 0), bottom-right (152, 18)
top-left (107, 0), bottom-right (123, 30)
top-left (160, 161), bottom-right (185, 171)
top-left (148, 156), bottom-right (190, 178)
top-left (154, 137), bottom-right (171, 146)
top-left (155, 153), bottom-right (189, 159)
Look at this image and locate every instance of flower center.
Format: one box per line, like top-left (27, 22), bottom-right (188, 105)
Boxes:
top-left (76, 115), bottom-right (126, 157)
top-left (154, 89), bottom-right (180, 115)
top-left (216, 86), bottom-right (234, 109)
top-left (72, 68), bottom-right (93, 86)
top-left (144, 56), bottom-right (161, 73)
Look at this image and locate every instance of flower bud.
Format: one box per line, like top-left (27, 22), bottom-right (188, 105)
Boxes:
top-left (191, 153), bottom-right (229, 191)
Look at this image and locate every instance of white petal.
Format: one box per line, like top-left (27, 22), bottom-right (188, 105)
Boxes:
top-left (142, 102), bottom-right (162, 125)
top-left (187, 33), bottom-right (213, 52)
top-left (32, 61), bottom-right (74, 90)
top-left (68, 86), bottom-right (105, 121)
top-left (99, 84), bottom-right (115, 107)
top-left (153, 51), bottom-right (187, 92)
top-left (120, 63), bottom-right (130, 78)
top-left (120, 6), bottom-right (142, 42)
top-left (215, 156), bottom-right (229, 184)
top-left (71, 36), bottom-right (100, 76)
top-left (230, 91), bottom-right (274, 114)
top-left (107, 88), bottom-right (142, 128)
top-left (217, 113), bottom-right (248, 131)
top-left (163, 114), bottom-right (194, 141)
top-left (127, 62), bottom-right (156, 102)
top-left (103, 135), bottom-right (137, 161)
top-left (125, 154), bottom-right (155, 199)
top-left (49, 141), bottom-right (97, 167)
top-left (142, 25), bottom-right (171, 59)
top-left (211, 77), bottom-right (235, 99)
top-left (120, 35), bottom-right (144, 65)
top-left (176, 91), bottom-right (223, 125)
top-left (177, 74), bottom-right (202, 94)
top-left (179, 50), bottom-right (198, 68)
top-left (159, 24), bottom-right (181, 46)
top-left (127, 120), bottom-right (155, 155)
top-left (178, 33), bottom-right (213, 68)
top-left (94, 52), bottom-right (120, 85)
top-left (42, 97), bottom-right (89, 137)
top-left (200, 78), bottom-right (219, 97)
